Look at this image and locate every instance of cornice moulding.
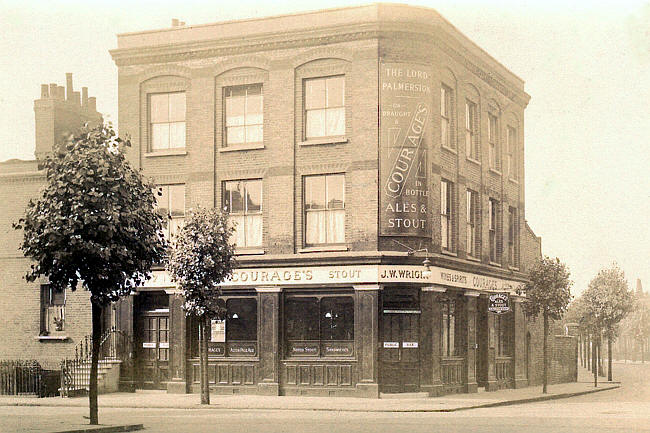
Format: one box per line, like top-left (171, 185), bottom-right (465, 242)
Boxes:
top-left (110, 22), bottom-right (529, 106)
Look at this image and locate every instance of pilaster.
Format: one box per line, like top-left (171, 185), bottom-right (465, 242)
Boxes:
top-left (512, 297), bottom-right (528, 388)
top-left (464, 290), bottom-right (479, 393)
top-left (256, 286), bottom-right (281, 395)
top-left (354, 284), bottom-right (381, 398)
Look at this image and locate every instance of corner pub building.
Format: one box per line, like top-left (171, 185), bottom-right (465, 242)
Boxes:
top-left (110, 4), bottom-right (541, 397)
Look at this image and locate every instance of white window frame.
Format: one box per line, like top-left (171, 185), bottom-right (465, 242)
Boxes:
top-left (149, 92), bottom-right (186, 151)
top-left (441, 85), bottom-right (453, 149)
top-left (304, 174), bottom-right (346, 246)
top-left (304, 76), bottom-right (345, 139)
top-left (441, 180), bottom-right (453, 251)
top-left (223, 179), bottom-right (263, 249)
top-left (465, 100), bottom-right (478, 160)
top-left (224, 84), bottom-right (263, 147)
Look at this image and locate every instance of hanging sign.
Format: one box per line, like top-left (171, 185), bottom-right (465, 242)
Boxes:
top-left (488, 292), bottom-right (511, 314)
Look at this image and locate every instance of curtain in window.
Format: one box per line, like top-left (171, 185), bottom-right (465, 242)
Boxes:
top-left (306, 210), bottom-right (327, 245)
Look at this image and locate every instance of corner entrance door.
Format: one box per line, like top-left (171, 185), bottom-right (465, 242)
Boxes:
top-left (380, 311), bottom-right (420, 393)
top-left (137, 311), bottom-right (169, 389)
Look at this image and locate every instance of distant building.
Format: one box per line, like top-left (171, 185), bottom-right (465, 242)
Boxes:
top-left (0, 74), bottom-right (102, 369)
top-left (107, 4), bottom-right (549, 397)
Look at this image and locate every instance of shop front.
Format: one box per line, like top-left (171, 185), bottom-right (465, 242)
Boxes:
top-left (120, 264), bottom-right (528, 397)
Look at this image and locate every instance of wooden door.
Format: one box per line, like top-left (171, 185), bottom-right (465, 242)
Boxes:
top-left (380, 312), bottom-right (420, 393)
top-left (138, 313), bottom-right (169, 389)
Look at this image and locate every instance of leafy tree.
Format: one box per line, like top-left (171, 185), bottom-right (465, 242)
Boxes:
top-left (14, 124), bottom-right (166, 424)
top-left (522, 256), bottom-right (573, 393)
top-left (167, 207), bottom-right (236, 404)
top-left (583, 264), bottom-right (635, 381)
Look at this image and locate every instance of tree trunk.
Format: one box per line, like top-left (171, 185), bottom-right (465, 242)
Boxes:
top-left (200, 316), bottom-right (210, 405)
top-left (543, 311), bottom-right (548, 394)
top-left (608, 337), bottom-right (612, 382)
top-left (592, 334), bottom-right (597, 387)
top-left (89, 301), bottom-right (102, 425)
top-left (598, 339), bottom-right (604, 377)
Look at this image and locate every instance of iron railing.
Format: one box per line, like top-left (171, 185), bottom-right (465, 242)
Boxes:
top-left (60, 328), bottom-right (131, 397)
top-left (0, 360), bottom-right (42, 396)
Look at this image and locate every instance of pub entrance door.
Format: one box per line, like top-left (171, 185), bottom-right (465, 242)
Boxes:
top-left (379, 288), bottom-right (421, 393)
top-left (135, 309), bottom-right (170, 389)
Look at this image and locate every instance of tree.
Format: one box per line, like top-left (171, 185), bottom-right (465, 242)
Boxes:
top-left (522, 256), bottom-right (573, 393)
top-left (167, 207), bottom-right (236, 404)
top-left (14, 124), bottom-right (166, 424)
top-left (582, 264), bottom-right (635, 381)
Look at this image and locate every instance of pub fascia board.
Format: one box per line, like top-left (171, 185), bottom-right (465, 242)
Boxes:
top-left (141, 265), bottom-right (525, 295)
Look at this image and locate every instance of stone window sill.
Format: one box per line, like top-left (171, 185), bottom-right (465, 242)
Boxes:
top-left (466, 255), bottom-right (481, 263)
top-left (466, 157), bottom-right (481, 166)
top-left (508, 177), bottom-right (520, 185)
top-left (218, 143), bottom-right (264, 152)
top-left (489, 261), bottom-right (502, 267)
top-left (509, 265), bottom-right (520, 272)
top-left (298, 245), bottom-right (349, 253)
top-left (299, 136), bottom-right (348, 147)
top-left (441, 145), bottom-right (457, 155)
top-left (489, 168), bottom-right (502, 176)
top-left (145, 149), bottom-right (187, 157)
top-left (235, 248), bottom-right (265, 256)
top-left (35, 335), bottom-right (69, 341)
top-left (441, 249), bottom-right (457, 257)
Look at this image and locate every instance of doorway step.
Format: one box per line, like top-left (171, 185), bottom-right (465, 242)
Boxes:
top-left (379, 392), bottom-right (429, 399)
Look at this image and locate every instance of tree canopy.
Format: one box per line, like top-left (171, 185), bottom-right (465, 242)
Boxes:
top-left (522, 256), bottom-right (573, 321)
top-left (14, 124), bottom-right (167, 305)
top-left (582, 263), bottom-right (635, 339)
top-left (167, 207), bottom-right (237, 318)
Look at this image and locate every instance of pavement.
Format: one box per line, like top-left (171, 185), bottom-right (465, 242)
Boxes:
top-left (0, 366), bottom-right (619, 432)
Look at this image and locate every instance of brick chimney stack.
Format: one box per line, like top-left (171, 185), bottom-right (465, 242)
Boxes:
top-left (33, 73), bottom-right (103, 160)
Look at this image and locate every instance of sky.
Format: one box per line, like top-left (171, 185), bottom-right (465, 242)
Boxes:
top-left (1, 0), bottom-right (648, 297)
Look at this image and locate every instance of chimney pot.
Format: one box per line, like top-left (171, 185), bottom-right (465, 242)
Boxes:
top-left (65, 73), bottom-right (73, 101)
top-left (88, 96), bottom-right (97, 112)
top-left (49, 83), bottom-right (57, 99)
top-left (82, 87), bottom-right (89, 108)
top-left (41, 84), bottom-right (49, 99)
top-left (171, 18), bottom-right (179, 27)
top-left (73, 91), bottom-right (81, 106)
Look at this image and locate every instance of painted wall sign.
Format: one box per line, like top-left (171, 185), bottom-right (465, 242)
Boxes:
top-left (380, 62), bottom-right (432, 237)
top-left (403, 342), bottom-right (419, 348)
top-left (383, 342), bottom-right (399, 348)
top-left (488, 292), bottom-right (511, 314)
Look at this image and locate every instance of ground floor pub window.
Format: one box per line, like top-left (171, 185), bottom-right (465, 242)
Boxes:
top-left (192, 297), bottom-right (257, 357)
top-left (285, 295), bottom-right (354, 357)
top-left (495, 312), bottom-right (513, 357)
top-left (442, 297), bottom-right (462, 357)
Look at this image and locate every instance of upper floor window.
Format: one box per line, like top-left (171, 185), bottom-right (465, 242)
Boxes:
top-left (441, 86), bottom-right (453, 149)
top-left (488, 198), bottom-right (501, 263)
top-left (155, 184), bottom-right (185, 240)
top-left (441, 179), bottom-right (454, 252)
top-left (304, 174), bottom-right (345, 246)
top-left (508, 206), bottom-right (519, 267)
top-left (465, 100), bottom-right (479, 160)
top-left (223, 179), bottom-right (263, 248)
top-left (506, 126), bottom-right (518, 180)
top-left (150, 92), bottom-right (186, 150)
top-left (466, 189), bottom-right (479, 259)
top-left (40, 285), bottom-right (65, 335)
top-left (224, 84), bottom-right (263, 146)
top-left (488, 113), bottom-right (500, 170)
top-left (304, 76), bottom-right (345, 139)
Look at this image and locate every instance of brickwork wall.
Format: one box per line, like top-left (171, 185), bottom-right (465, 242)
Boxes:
top-left (550, 335), bottom-right (578, 384)
top-left (0, 172), bottom-right (92, 369)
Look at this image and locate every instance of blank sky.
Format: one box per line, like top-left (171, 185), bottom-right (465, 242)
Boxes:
top-left (1, 0), bottom-right (648, 297)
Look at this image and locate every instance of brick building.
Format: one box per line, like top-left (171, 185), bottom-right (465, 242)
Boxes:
top-left (106, 4), bottom-right (547, 397)
top-left (0, 74), bottom-right (102, 369)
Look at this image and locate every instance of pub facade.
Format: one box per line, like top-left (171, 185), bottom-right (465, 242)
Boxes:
top-left (109, 3), bottom-right (541, 397)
